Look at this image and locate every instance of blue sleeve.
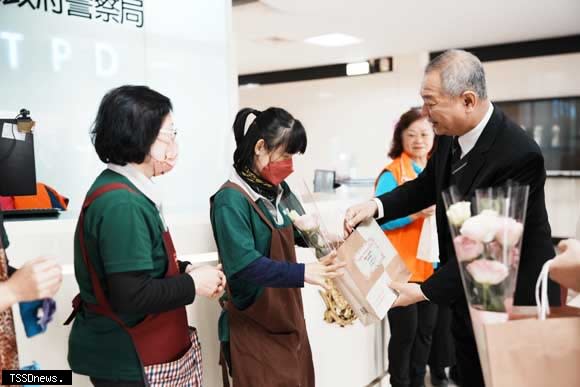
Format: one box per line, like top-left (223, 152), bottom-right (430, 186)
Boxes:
top-left (232, 256), bottom-right (305, 288)
top-left (375, 171), bottom-right (413, 231)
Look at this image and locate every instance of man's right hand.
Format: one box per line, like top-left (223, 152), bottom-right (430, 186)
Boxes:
top-left (343, 200), bottom-right (378, 236)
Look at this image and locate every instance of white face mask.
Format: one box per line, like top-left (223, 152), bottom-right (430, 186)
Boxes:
top-left (150, 134), bottom-right (178, 176)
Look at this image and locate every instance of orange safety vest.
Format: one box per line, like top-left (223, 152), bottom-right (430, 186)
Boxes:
top-left (376, 153), bottom-right (434, 282)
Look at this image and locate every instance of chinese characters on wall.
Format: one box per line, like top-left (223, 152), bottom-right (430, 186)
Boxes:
top-left (1, 0), bottom-right (144, 28)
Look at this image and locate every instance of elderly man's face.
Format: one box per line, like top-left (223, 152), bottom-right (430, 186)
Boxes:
top-left (420, 71), bottom-right (468, 137)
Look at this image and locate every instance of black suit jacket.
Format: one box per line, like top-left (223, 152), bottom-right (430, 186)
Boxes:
top-left (378, 106), bottom-right (559, 306)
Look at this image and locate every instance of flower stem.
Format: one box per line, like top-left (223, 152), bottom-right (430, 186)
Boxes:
top-left (483, 284), bottom-right (489, 310)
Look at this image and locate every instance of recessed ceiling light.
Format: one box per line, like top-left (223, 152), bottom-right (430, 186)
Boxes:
top-left (346, 61), bottom-right (370, 76)
top-left (304, 33), bottom-right (362, 47)
top-left (240, 83), bottom-right (261, 88)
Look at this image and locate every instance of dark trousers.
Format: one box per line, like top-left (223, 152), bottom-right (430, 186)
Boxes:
top-left (451, 300), bottom-right (485, 387)
top-left (90, 377), bottom-right (144, 387)
top-left (388, 300), bottom-right (438, 387)
top-left (428, 304), bottom-right (456, 370)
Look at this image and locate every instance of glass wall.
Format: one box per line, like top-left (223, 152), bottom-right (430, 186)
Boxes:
top-left (0, 1), bottom-right (237, 213)
top-left (497, 96), bottom-right (580, 176)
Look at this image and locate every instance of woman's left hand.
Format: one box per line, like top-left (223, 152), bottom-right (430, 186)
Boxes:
top-left (420, 205), bottom-right (436, 217)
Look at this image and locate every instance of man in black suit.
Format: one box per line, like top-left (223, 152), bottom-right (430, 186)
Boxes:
top-left (344, 49), bottom-right (559, 387)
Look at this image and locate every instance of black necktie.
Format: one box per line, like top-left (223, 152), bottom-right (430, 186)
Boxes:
top-left (451, 136), bottom-right (461, 165)
top-left (450, 136), bottom-right (469, 181)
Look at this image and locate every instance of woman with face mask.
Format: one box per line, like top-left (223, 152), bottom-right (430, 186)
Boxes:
top-left (67, 86), bottom-right (225, 386)
top-left (210, 107), bottom-right (345, 387)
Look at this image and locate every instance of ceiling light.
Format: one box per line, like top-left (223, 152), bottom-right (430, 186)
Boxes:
top-left (346, 61), bottom-right (370, 76)
top-left (240, 83), bottom-right (261, 88)
top-left (304, 33), bottom-right (362, 47)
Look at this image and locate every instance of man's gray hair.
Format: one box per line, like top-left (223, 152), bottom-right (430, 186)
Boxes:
top-left (425, 49), bottom-right (487, 99)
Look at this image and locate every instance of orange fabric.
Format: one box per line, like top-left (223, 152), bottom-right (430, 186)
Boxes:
top-left (12, 183), bottom-right (68, 210)
top-left (379, 153), bottom-right (434, 282)
top-left (45, 184), bottom-right (69, 209)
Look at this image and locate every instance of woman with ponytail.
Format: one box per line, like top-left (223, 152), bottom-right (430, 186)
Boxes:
top-left (210, 107), bottom-right (345, 386)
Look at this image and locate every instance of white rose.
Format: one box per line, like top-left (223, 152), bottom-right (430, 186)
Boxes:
top-left (494, 217), bottom-right (524, 247)
top-left (479, 209), bottom-right (499, 217)
top-left (293, 213), bottom-right (320, 232)
top-left (466, 259), bottom-right (509, 285)
top-left (287, 210), bottom-right (301, 222)
top-left (460, 210), bottom-right (499, 243)
top-left (446, 201), bottom-right (472, 227)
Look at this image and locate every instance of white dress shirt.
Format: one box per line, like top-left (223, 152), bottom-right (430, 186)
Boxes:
top-left (374, 102), bottom-right (494, 219)
top-left (457, 102), bottom-right (494, 159)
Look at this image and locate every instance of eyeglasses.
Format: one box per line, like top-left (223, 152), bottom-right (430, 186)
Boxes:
top-left (159, 128), bottom-right (177, 138)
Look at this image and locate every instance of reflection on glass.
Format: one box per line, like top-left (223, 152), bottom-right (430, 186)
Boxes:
top-left (496, 97), bottom-right (580, 175)
top-left (533, 125), bottom-right (543, 146)
top-left (551, 124), bottom-right (561, 148)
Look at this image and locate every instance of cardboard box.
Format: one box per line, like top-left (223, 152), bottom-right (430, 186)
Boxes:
top-left (335, 219), bottom-right (411, 325)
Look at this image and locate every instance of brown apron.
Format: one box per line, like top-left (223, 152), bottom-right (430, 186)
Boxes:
top-left (64, 183), bottom-right (193, 380)
top-left (0, 238), bottom-right (19, 375)
top-left (214, 182), bottom-right (315, 387)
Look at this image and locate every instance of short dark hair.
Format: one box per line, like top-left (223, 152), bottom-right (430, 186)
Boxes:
top-left (388, 108), bottom-right (424, 159)
top-left (232, 107), bottom-right (307, 170)
top-left (91, 85), bottom-right (172, 165)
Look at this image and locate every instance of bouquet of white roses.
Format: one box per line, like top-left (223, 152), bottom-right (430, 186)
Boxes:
top-left (443, 183), bottom-right (528, 313)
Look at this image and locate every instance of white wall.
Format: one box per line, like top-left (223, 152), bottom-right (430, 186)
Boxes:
top-left (239, 52), bottom-right (580, 237)
top-left (240, 53), bottom-right (430, 187)
top-left (0, 1), bottom-right (237, 214)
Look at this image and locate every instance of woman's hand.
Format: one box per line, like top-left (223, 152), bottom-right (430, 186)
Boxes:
top-left (5, 256), bottom-right (63, 303)
top-left (305, 251), bottom-right (346, 290)
top-left (188, 264), bottom-right (227, 299)
top-left (549, 239), bottom-right (580, 292)
top-left (420, 205), bottom-right (436, 217)
top-left (411, 205), bottom-right (436, 221)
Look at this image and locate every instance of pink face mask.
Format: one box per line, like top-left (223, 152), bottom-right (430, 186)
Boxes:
top-left (261, 158), bottom-right (294, 185)
top-left (150, 137), bottom-right (178, 176)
